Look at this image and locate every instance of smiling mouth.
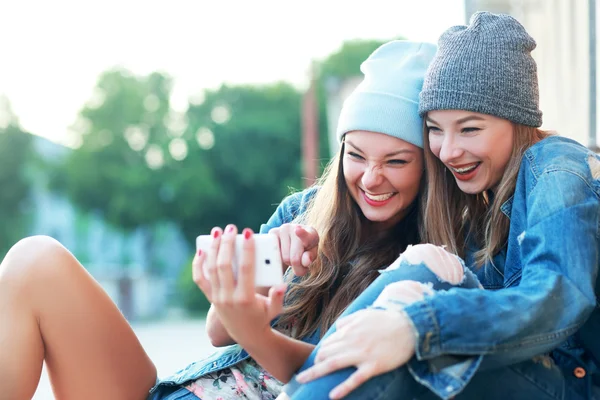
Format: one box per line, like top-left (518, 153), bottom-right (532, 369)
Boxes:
top-left (361, 190), bottom-right (396, 202)
top-left (450, 163), bottom-right (480, 175)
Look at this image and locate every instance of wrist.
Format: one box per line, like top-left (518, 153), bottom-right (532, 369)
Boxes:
top-left (242, 326), bottom-right (277, 353)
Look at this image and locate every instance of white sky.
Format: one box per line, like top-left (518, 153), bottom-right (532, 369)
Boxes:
top-left (0, 0), bottom-right (465, 144)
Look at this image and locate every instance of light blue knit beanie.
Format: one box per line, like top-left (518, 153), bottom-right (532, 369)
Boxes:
top-left (419, 12), bottom-right (543, 127)
top-left (336, 40), bottom-right (437, 148)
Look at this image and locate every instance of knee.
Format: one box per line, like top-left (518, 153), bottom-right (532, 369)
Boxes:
top-left (0, 236), bottom-right (74, 284)
top-left (373, 280), bottom-right (434, 310)
top-left (400, 244), bottom-right (465, 285)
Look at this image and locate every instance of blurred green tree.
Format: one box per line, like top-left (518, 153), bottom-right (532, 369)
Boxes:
top-left (0, 96), bottom-right (33, 256)
top-left (177, 82), bottom-right (303, 241)
top-left (51, 69), bottom-right (303, 258)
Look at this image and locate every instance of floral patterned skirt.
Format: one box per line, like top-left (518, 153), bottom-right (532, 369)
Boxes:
top-left (184, 358), bottom-right (283, 400)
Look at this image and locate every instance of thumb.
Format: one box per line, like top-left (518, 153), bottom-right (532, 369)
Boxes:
top-left (266, 283), bottom-right (287, 320)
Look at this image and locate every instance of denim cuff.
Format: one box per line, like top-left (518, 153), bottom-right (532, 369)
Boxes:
top-left (402, 298), bottom-right (483, 398)
top-left (407, 354), bottom-right (483, 399)
top-left (402, 299), bottom-right (443, 360)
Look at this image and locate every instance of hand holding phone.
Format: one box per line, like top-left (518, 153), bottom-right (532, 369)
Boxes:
top-left (196, 233), bottom-right (284, 287)
top-left (268, 223), bottom-right (319, 277)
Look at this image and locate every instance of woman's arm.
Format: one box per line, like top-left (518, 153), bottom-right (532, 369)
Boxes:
top-left (242, 328), bottom-right (316, 383)
top-left (404, 169), bottom-right (598, 365)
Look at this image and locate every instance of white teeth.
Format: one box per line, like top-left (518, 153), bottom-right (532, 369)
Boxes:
top-left (452, 164), bottom-right (478, 174)
top-left (364, 192), bottom-right (395, 201)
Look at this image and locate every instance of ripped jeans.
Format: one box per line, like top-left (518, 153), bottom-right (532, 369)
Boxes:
top-left (283, 245), bottom-right (599, 400)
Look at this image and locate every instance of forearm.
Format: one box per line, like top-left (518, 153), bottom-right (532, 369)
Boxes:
top-left (206, 306), bottom-right (235, 347)
top-left (242, 328), bottom-right (315, 383)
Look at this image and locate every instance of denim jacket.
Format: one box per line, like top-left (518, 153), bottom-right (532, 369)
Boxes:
top-left (403, 136), bottom-right (600, 398)
top-left (149, 188), bottom-right (319, 395)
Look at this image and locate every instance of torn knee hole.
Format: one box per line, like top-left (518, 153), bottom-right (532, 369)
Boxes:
top-left (401, 244), bottom-right (464, 285)
top-left (373, 280), bottom-right (434, 310)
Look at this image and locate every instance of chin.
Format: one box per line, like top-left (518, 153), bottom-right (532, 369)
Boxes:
top-left (455, 182), bottom-right (486, 195)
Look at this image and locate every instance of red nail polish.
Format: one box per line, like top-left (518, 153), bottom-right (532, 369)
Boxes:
top-left (243, 228), bottom-right (252, 239)
top-left (197, 249), bottom-right (202, 256)
top-left (226, 225), bottom-right (235, 233)
top-left (213, 229), bottom-right (220, 239)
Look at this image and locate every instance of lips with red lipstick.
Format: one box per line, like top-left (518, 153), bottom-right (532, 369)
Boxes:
top-left (360, 189), bottom-right (397, 207)
top-left (449, 162), bottom-right (481, 181)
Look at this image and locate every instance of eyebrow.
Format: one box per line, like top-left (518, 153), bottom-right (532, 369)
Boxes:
top-left (426, 115), bottom-right (486, 125)
top-left (345, 140), bottom-right (416, 157)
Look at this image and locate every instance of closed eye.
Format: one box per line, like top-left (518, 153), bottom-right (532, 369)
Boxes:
top-left (427, 125), bottom-right (441, 133)
top-left (461, 127), bottom-right (481, 133)
top-left (347, 151), bottom-right (365, 160)
top-left (387, 159), bottom-right (408, 165)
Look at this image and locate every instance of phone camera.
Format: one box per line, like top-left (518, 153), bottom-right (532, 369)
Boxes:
top-left (265, 259), bottom-right (271, 265)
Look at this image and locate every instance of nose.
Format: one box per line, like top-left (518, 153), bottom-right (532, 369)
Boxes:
top-left (361, 163), bottom-right (384, 191)
top-left (438, 134), bottom-right (464, 164)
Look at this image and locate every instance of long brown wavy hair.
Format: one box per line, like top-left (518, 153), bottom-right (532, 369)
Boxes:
top-left (420, 121), bottom-right (551, 266)
top-left (276, 141), bottom-right (424, 339)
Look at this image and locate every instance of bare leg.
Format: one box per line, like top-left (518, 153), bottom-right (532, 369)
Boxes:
top-left (0, 236), bottom-right (157, 400)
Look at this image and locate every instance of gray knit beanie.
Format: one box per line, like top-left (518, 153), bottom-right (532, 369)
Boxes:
top-left (419, 11), bottom-right (543, 127)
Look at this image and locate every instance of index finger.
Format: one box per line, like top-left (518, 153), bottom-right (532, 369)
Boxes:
top-left (295, 225), bottom-right (319, 249)
top-left (237, 228), bottom-right (256, 299)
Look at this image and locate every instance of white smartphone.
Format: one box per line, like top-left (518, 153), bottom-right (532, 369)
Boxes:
top-left (196, 233), bottom-right (284, 287)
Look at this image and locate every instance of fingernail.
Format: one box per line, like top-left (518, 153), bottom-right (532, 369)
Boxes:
top-left (296, 372), bottom-right (307, 383)
top-left (226, 224), bottom-right (235, 233)
top-left (197, 249), bottom-right (203, 256)
top-left (212, 228), bottom-right (220, 238)
top-left (329, 389), bottom-right (341, 399)
top-left (243, 228), bottom-right (252, 239)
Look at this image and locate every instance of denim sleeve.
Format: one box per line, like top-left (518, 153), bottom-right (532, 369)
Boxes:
top-left (403, 169), bottom-right (598, 367)
top-left (259, 187), bottom-right (318, 234)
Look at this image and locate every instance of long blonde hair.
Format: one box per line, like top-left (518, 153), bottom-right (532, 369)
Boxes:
top-left (421, 121), bottom-right (551, 266)
top-left (277, 142), bottom-right (423, 339)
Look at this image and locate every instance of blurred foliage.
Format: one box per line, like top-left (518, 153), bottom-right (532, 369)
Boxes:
top-left (178, 83), bottom-right (303, 241)
top-left (50, 69), bottom-right (174, 231)
top-left (318, 39), bottom-right (391, 79)
top-left (50, 69), bottom-right (304, 250)
top-left (0, 98), bottom-right (33, 256)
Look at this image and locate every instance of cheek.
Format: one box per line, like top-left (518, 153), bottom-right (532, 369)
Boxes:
top-left (486, 136), bottom-right (513, 170)
top-left (343, 160), bottom-right (361, 184)
top-left (391, 167), bottom-right (423, 199)
top-left (428, 137), bottom-right (442, 158)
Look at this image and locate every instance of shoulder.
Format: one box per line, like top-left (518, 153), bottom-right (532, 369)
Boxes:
top-left (523, 136), bottom-right (596, 181)
top-left (260, 186), bottom-right (319, 233)
top-left (277, 186), bottom-right (319, 217)
top-left (519, 136), bottom-right (600, 208)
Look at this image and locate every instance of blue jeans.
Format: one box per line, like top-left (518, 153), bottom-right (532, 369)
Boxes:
top-left (283, 261), bottom-right (599, 400)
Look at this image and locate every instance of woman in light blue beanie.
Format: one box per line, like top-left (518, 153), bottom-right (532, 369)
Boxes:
top-left (0, 40), bottom-right (447, 400)
top-left (274, 12), bottom-right (600, 400)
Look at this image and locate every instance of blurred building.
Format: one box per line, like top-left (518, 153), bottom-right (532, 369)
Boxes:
top-left (29, 136), bottom-right (191, 320)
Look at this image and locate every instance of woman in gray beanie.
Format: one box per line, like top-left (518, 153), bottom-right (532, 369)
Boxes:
top-left (280, 11), bottom-right (600, 400)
